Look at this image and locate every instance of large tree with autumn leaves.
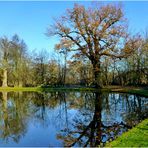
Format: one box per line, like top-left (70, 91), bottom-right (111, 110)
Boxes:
top-left (47, 3), bottom-right (141, 88)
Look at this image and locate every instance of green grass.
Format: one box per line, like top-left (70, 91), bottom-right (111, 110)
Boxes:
top-left (41, 87), bottom-right (96, 92)
top-left (0, 86), bottom-right (147, 97)
top-left (124, 89), bottom-right (148, 97)
top-left (105, 86), bottom-right (148, 97)
top-left (0, 86), bottom-right (96, 92)
top-left (106, 119), bottom-right (148, 147)
top-left (0, 87), bottom-right (41, 92)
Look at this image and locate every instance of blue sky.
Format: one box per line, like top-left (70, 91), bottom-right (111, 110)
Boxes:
top-left (0, 1), bottom-right (148, 54)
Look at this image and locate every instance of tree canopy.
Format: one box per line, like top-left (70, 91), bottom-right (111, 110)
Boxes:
top-left (47, 3), bottom-right (141, 88)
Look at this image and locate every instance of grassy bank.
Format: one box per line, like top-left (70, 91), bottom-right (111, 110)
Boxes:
top-left (0, 86), bottom-right (147, 97)
top-left (0, 87), bottom-right (41, 92)
top-left (105, 85), bottom-right (148, 97)
top-left (106, 119), bottom-right (148, 147)
top-left (0, 86), bottom-right (95, 92)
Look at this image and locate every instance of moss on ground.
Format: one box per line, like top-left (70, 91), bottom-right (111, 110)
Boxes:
top-left (106, 119), bottom-right (148, 147)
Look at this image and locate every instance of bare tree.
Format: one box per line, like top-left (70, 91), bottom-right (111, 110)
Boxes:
top-left (55, 39), bottom-right (71, 85)
top-left (33, 49), bottom-right (49, 86)
top-left (47, 3), bottom-right (140, 88)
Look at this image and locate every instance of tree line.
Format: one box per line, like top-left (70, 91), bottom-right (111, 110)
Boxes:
top-left (0, 3), bottom-right (148, 87)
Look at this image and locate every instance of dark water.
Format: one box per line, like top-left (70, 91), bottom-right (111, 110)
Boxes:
top-left (0, 91), bottom-right (147, 147)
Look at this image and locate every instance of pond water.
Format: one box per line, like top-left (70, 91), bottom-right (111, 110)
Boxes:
top-left (0, 91), bottom-right (147, 147)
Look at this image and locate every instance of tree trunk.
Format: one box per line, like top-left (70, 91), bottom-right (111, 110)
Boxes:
top-left (92, 60), bottom-right (102, 88)
top-left (2, 69), bottom-right (8, 87)
top-left (19, 81), bottom-right (23, 87)
top-left (63, 56), bottom-right (67, 86)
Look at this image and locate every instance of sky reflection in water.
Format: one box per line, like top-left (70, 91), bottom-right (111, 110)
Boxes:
top-left (0, 91), bottom-right (147, 147)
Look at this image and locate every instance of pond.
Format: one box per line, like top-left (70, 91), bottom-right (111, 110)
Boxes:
top-left (0, 91), bottom-right (147, 147)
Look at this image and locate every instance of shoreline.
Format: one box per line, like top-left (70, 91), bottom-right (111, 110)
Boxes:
top-left (0, 86), bottom-right (147, 97)
top-left (106, 119), bottom-right (148, 147)
top-left (0, 85), bottom-right (147, 147)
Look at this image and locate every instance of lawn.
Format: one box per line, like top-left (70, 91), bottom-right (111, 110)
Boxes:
top-left (104, 85), bottom-right (148, 97)
top-left (0, 86), bottom-right (147, 97)
top-left (106, 119), bottom-right (148, 147)
top-left (0, 86), bottom-right (95, 92)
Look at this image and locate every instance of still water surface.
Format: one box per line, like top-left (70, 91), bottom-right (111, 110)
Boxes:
top-left (0, 91), bottom-right (147, 147)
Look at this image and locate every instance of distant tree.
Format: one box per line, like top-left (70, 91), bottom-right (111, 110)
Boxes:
top-left (55, 39), bottom-right (71, 85)
top-left (101, 57), bottom-right (112, 85)
top-left (10, 34), bottom-right (28, 87)
top-left (0, 37), bottom-right (11, 87)
top-left (0, 35), bottom-right (29, 87)
top-left (33, 49), bottom-right (49, 86)
top-left (123, 36), bottom-right (148, 86)
top-left (48, 59), bottom-right (60, 85)
top-left (47, 3), bottom-right (140, 88)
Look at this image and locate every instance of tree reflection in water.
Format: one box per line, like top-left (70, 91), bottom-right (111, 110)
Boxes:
top-left (0, 91), bottom-right (147, 146)
top-left (0, 92), bottom-right (28, 143)
top-left (57, 92), bottom-right (148, 147)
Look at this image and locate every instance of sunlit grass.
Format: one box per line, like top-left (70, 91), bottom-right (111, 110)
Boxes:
top-left (0, 86), bottom-right (95, 92)
top-left (106, 119), bottom-right (148, 147)
top-left (0, 86), bottom-right (147, 97)
top-left (0, 87), bottom-right (41, 92)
